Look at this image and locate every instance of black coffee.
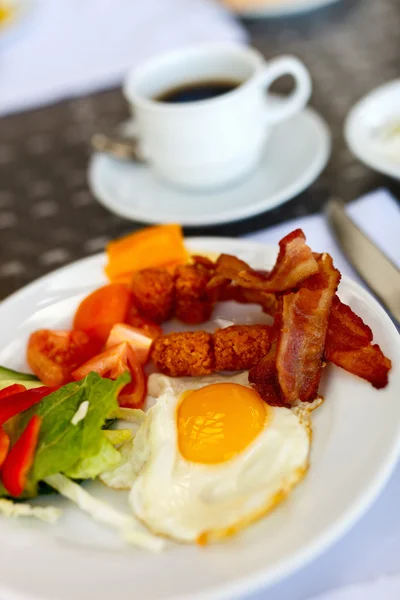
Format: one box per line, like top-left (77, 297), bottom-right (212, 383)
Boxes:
top-left (155, 80), bottom-right (240, 104)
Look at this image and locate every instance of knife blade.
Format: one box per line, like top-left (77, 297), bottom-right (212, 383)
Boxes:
top-left (325, 198), bottom-right (400, 324)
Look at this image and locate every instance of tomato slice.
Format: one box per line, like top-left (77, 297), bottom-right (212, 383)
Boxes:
top-left (73, 284), bottom-right (132, 345)
top-left (127, 305), bottom-right (162, 340)
top-left (27, 330), bottom-right (101, 387)
top-left (106, 323), bottom-right (153, 365)
top-left (72, 342), bottom-right (146, 409)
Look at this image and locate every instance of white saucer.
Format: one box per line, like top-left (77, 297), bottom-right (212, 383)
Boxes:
top-left (229, 0), bottom-right (341, 18)
top-left (88, 106), bottom-right (331, 227)
top-left (345, 79), bottom-right (400, 180)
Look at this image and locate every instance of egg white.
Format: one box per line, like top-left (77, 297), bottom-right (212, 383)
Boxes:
top-left (128, 372), bottom-right (312, 543)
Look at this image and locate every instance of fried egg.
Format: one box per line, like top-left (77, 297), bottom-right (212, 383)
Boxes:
top-left (128, 372), bottom-right (312, 543)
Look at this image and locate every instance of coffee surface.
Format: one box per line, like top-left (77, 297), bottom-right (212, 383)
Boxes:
top-left (155, 80), bottom-right (240, 103)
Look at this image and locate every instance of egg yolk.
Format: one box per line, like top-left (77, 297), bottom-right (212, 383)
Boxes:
top-left (177, 383), bottom-right (266, 464)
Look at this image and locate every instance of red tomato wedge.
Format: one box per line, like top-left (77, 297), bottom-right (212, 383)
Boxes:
top-left (1, 415), bottom-right (41, 497)
top-left (106, 323), bottom-right (153, 365)
top-left (72, 342), bottom-right (146, 409)
top-left (73, 284), bottom-right (132, 345)
top-left (0, 384), bottom-right (27, 400)
top-left (27, 330), bottom-right (100, 387)
top-left (0, 386), bottom-right (56, 426)
top-left (127, 306), bottom-right (162, 340)
top-left (0, 427), bottom-right (10, 469)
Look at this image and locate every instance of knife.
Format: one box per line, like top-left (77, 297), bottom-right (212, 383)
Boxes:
top-left (325, 198), bottom-right (400, 324)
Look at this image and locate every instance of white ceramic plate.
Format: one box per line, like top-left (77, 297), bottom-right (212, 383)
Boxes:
top-left (344, 79), bottom-right (400, 180)
top-left (0, 237), bottom-right (399, 600)
top-left (228, 0), bottom-right (341, 18)
top-left (88, 106), bottom-right (330, 227)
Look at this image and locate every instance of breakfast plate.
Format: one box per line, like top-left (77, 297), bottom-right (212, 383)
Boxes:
top-left (344, 79), bottom-right (400, 180)
top-left (0, 237), bottom-right (399, 600)
top-left (225, 0), bottom-right (342, 19)
top-left (88, 106), bottom-right (331, 227)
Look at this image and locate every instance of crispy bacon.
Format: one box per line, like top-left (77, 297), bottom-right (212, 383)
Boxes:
top-left (249, 342), bottom-right (285, 407)
top-left (326, 297), bottom-right (373, 352)
top-left (191, 255), bottom-right (217, 271)
top-left (206, 254), bottom-right (250, 293)
top-left (327, 344), bottom-right (391, 389)
top-left (325, 297), bottom-right (391, 388)
top-left (218, 284), bottom-right (278, 316)
top-left (213, 230), bottom-right (319, 293)
top-left (275, 254), bottom-right (341, 404)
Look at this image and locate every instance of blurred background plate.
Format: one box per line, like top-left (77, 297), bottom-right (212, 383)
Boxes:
top-left (0, 0), bottom-right (35, 48)
top-left (344, 80), bottom-right (400, 181)
top-left (227, 0), bottom-right (342, 18)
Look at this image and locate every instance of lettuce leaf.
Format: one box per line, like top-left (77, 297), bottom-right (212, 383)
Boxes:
top-left (65, 436), bottom-right (121, 480)
top-left (0, 498), bottom-right (62, 524)
top-left (44, 474), bottom-right (165, 551)
top-left (15, 372), bottom-right (130, 490)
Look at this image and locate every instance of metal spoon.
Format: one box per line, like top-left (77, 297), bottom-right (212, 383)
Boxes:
top-left (91, 132), bottom-right (146, 162)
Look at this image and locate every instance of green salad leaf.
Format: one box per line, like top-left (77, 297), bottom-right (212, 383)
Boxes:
top-left (15, 371), bottom-right (130, 490)
top-left (65, 436), bottom-right (121, 480)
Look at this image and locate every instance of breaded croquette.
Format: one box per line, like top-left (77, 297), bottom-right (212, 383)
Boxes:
top-left (151, 325), bottom-right (271, 376)
top-left (214, 325), bottom-right (271, 371)
top-left (151, 331), bottom-right (214, 377)
top-left (174, 265), bottom-right (215, 324)
top-left (131, 268), bottom-right (175, 323)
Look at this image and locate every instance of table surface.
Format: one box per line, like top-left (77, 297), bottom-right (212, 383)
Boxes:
top-left (0, 0), bottom-right (399, 300)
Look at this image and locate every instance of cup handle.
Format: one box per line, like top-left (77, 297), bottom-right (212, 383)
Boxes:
top-left (259, 56), bottom-right (312, 125)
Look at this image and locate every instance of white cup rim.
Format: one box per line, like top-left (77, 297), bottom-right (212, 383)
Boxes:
top-left (123, 42), bottom-right (265, 113)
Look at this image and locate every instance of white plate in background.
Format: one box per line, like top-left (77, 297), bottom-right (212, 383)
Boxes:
top-left (345, 79), bottom-right (400, 180)
top-left (0, 237), bottom-right (399, 600)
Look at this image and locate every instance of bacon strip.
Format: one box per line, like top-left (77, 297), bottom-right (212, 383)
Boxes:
top-left (249, 342), bottom-right (284, 407)
top-left (275, 254), bottom-right (341, 404)
top-left (218, 284), bottom-right (278, 316)
top-left (325, 297), bottom-right (391, 388)
top-left (211, 230), bottom-right (319, 293)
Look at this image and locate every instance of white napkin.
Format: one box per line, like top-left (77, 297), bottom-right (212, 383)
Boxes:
top-left (244, 188), bottom-right (400, 600)
top-left (0, 0), bottom-right (246, 116)
top-left (245, 188), bottom-right (400, 279)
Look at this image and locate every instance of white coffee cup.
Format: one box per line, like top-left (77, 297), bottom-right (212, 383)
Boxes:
top-left (124, 43), bottom-right (312, 190)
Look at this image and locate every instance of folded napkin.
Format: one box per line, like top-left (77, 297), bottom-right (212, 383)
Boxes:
top-left (0, 0), bottom-right (246, 116)
top-left (245, 188), bottom-right (400, 280)
top-left (244, 189), bottom-right (400, 600)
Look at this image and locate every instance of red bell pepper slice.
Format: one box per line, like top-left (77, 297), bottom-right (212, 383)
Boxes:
top-left (1, 415), bottom-right (41, 497)
top-left (0, 427), bottom-right (10, 469)
top-left (0, 386), bottom-right (55, 425)
top-left (0, 384), bottom-right (27, 400)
